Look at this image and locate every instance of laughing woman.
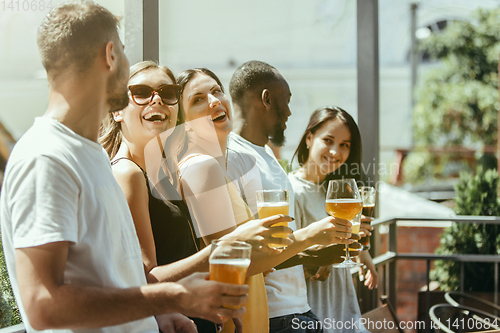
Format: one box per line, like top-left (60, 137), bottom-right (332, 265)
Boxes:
top-left (176, 68), bottom-right (270, 333)
top-left (99, 61), bottom-right (218, 332)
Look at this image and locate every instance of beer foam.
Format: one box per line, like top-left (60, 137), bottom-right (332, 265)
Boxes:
top-left (326, 199), bottom-right (362, 203)
top-left (209, 258), bottom-right (251, 267)
top-left (257, 202), bottom-right (289, 207)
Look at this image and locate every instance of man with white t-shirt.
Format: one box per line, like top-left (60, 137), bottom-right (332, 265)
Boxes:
top-left (0, 2), bottom-right (248, 332)
top-left (227, 60), bottom-right (356, 333)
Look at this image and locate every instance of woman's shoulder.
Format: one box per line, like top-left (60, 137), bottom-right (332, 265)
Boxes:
top-left (178, 153), bottom-right (226, 187)
top-left (288, 171), bottom-right (309, 191)
top-left (111, 158), bottom-right (148, 188)
top-left (178, 153), bottom-right (220, 171)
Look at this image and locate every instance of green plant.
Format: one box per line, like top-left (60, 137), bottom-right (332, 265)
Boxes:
top-left (430, 167), bottom-right (500, 292)
top-left (0, 229), bottom-right (22, 327)
top-left (404, 7), bottom-right (500, 184)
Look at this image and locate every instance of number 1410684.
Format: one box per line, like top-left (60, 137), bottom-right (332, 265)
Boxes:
top-left (1, 0), bottom-right (52, 11)
top-left (432, 317), bottom-right (500, 331)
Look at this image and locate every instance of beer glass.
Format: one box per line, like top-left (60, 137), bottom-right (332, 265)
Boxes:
top-left (256, 189), bottom-right (290, 249)
top-left (325, 179), bottom-right (363, 268)
top-left (359, 186), bottom-right (376, 251)
top-left (209, 240), bottom-right (252, 308)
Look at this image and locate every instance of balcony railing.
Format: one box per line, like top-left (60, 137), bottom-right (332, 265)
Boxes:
top-left (352, 215), bottom-right (500, 333)
top-left (3, 215), bottom-right (499, 333)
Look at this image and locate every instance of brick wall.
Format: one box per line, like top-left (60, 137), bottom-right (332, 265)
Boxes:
top-left (385, 226), bottom-right (445, 333)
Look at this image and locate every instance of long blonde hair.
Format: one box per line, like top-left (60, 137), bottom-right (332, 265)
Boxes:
top-left (99, 61), bottom-right (179, 159)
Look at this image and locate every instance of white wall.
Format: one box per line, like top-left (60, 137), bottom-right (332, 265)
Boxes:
top-left (1, 0), bottom-right (499, 180)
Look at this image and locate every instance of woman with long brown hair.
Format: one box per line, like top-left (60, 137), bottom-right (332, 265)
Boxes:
top-left (289, 106), bottom-right (378, 333)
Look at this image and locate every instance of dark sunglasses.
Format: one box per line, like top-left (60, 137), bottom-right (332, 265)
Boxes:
top-left (128, 84), bottom-right (181, 106)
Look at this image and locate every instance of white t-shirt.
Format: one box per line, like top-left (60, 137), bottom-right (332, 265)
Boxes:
top-left (0, 117), bottom-right (158, 333)
top-left (289, 172), bottom-right (369, 333)
top-left (227, 132), bottom-right (310, 319)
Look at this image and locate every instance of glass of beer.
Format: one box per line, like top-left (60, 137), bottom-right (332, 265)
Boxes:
top-left (256, 189), bottom-right (290, 249)
top-left (325, 178), bottom-right (363, 268)
top-left (209, 240), bottom-right (252, 308)
top-left (359, 186), bottom-right (376, 251)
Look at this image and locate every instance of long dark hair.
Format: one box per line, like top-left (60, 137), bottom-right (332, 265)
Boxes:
top-left (292, 106), bottom-right (362, 182)
top-left (176, 68), bottom-right (225, 115)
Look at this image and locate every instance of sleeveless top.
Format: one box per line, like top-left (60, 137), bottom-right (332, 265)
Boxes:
top-left (178, 154), bottom-right (269, 333)
top-left (111, 158), bottom-right (216, 333)
top-left (112, 158), bottom-right (198, 264)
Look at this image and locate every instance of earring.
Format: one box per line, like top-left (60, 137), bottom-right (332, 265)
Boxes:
top-left (306, 145), bottom-right (310, 149)
top-left (113, 112), bottom-right (122, 122)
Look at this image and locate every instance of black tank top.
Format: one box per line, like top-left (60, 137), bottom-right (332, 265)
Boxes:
top-left (111, 158), bottom-right (198, 264)
top-left (112, 158), bottom-right (216, 333)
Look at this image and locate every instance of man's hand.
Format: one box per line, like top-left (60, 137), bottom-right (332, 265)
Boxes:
top-left (155, 313), bottom-right (197, 333)
top-left (296, 239), bottom-right (362, 267)
top-left (221, 215), bottom-right (294, 254)
top-left (232, 317), bottom-right (243, 333)
top-left (175, 272), bottom-right (249, 324)
top-left (303, 265), bottom-right (332, 282)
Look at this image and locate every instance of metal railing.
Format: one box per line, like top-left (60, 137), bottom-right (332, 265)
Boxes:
top-left (0, 324), bottom-right (24, 333)
top-left (352, 215), bottom-right (500, 332)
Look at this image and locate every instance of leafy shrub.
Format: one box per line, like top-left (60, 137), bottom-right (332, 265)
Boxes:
top-left (431, 167), bottom-right (500, 291)
top-left (0, 230), bottom-right (22, 327)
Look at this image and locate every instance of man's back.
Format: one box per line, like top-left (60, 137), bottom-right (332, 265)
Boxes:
top-left (1, 117), bottom-right (158, 332)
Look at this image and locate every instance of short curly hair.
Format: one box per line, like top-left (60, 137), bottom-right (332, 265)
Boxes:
top-left (229, 60), bottom-right (280, 106)
top-left (37, 0), bottom-right (121, 78)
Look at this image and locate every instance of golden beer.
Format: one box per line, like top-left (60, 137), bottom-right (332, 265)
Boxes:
top-left (209, 258), bottom-right (251, 285)
top-left (209, 240), bottom-right (251, 309)
top-left (325, 199), bottom-right (363, 221)
top-left (351, 223), bottom-right (360, 236)
top-left (257, 202), bottom-right (289, 248)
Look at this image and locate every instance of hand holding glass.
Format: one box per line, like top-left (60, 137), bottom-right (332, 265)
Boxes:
top-left (256, 190), bottom-right (290, 249)
top-left (359, 186), bottom-right (376, 251)
top-left (325, 179), bottom-right (363, 268)
top-left (209, 240), bottom-right (251, 308)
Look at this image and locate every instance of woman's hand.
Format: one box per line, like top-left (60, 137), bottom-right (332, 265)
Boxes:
top-left (358, 251), bottom-right (378, 290)
top-left (359, 215), bottom-right (374, 238)
top-left (220, 215), bottom-right (294, 254)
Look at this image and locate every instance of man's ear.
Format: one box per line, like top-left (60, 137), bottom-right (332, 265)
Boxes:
top-left (104, 41), bottom-right (116, 71)
top-left (261, 89), bottom-right (271, 109)
top-left (112, 111), bottom-right (123, 122)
